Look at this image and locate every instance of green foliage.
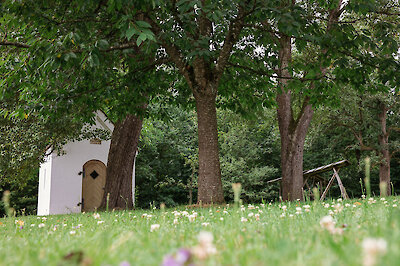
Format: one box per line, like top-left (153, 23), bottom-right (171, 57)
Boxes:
top-left (135, 104), bottom-right (198, 208)
top-left (218, 109), bottom-right (281, 202)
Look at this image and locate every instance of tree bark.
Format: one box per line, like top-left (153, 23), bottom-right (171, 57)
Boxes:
top-left (276, 36), bottom-right (314, 201)
top-left (194, 89), bottom-right (224, 204)
top-left (277, 91), bottom-right (313, 201)
top-left (378, 101), bottom-right (391, 196)
top-left (100, 113), bottom-right (144, 210)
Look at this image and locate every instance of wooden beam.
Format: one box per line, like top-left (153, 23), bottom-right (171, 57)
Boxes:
top-left (320, 173), bottom-right (336, 201)
top-left (333, 167), bottom-right (349, 199)
top-left (303, 160), bottom-right (350, 178)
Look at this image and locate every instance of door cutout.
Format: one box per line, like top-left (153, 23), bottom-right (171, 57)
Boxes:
top-left (82, 160), bottom-right (106, 212)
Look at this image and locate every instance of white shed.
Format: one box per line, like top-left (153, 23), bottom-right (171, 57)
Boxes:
top-left (37, 111), bottom-right (136, 215)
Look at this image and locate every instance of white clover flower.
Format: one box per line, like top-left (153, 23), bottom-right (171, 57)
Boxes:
top-left (173, 218), bottom-right (179, 225)
top-left (337, 198), bottom-right (343, 202)
top-left (202, 222), bottom-right (210, 227)
top-left (41, 217), bottom-right (47, 221)
top-left (223, 210), bottom-right (228, 214)
top-left (282, 205), bottom-right (287, 211)
top-left (248, 212), bottom-right (254, 217)
top-left (255, 214), bottom-right (260, 221)
top-left (220, 217), bottom-right (224, 221)
top-left (393, 204), bottom-right (397, 208)
top-left (97, 221), bottom-right (104, 225)
top-left (30, 224), bottom-right (35, 227)
top-left (248, 204), bottom-right (255, 210)
top-left (280, 213), bottom-right (286, 218)
top-left (296, 207), bottom-right (302, 211)
top-left (150, 224), bottom-right (160, 232)
top-left (93, 213), bottom-right (101, 219)
top-left (192, 231), bottom-right (217, 260)
top-left (362, 238), bottom-right (387, 266)
top-left (69, 230), bottom-right (76, 235)
top-left (380, 198), bottom-right (386, 201)
top-left (320, 216), bottom-right (343, 235)
top-left (38, 223), bottom-right (45, 228)
top-left (241, 217), bottom-right (248, 222)
top-left (188, 214), bottom-right (196, 222)
top-left (345, 203), bottom-right (351, 207)
top-left (324, 204), bottom-right (330, 208)
top-left (361, 195), bottom-right (366, 199)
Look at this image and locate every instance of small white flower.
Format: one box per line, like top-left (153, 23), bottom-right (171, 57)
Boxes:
top-left (393, 204), bottom-right (397, 208)
top-left (241, 217), bottom-right (248, 222)
top-left (38, 223), bottom-right (45, 228)
top-left (188, 214), bottom-right (196, 222)
top-left (202, 222), bottom-right (210, 227)
top-left (282, 205), bottom-right (287, 211)
top-left (337, 198), bottom-right (343, 202)
top-left (255, 214), bottom-right (260, 221)
top-left (30, 224), bottom-right (35, 227)
top-left (220, 217), bottom-right (224, 221)
top-left (97, 221), bottom-right (104, 225)
top-left (173, 218), bottom-right (179, 225)
top-left (69, 230), bottom-right (76, 235)
top-left (324, 204), bottom-right (330, 208)
top-left (361, 195), bottom-right (366, 199)
top-left (248, 212), bottom-right (254, 217)
top-left (280, 213), bottom-right (286, 218)
top-left (362, 238), bottom-right (387, 266)
top-left (380, 198), bottom-right (386, 201)
top-left (41, 217), bottom-right (47, 221)
top-left (150, 224), bottom-right (160, 232)
top-left (93, 213), bottom-right (100, 219)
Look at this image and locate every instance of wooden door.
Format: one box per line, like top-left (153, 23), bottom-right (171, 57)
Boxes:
top-left (82, 160), bottom-right (106, 212)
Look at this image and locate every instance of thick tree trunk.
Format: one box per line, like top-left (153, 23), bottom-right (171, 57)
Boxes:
top-left (378, 102), bottom-right (391, 196)
top-left (100, 113), bottom-right (144, 210)
top-left (276, 36), bottom-right (314, 201)
top-left (277, 91), bottom-right (313, 201)
top-left (194, 91), bottom-right (224, 204)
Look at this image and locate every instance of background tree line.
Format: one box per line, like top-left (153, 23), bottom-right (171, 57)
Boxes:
top-left (1, 0), bottom-right (399, 214)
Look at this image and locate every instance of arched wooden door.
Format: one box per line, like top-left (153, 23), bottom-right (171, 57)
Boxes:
top-left (82, 160), bottom-right (106, 212)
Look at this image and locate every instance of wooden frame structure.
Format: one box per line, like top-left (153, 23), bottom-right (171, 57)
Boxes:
top-left (267, 160), bottom-right (350, 200)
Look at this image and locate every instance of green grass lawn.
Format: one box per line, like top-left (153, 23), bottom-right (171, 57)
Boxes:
top-left (1, 197), bottom-right (399, 266)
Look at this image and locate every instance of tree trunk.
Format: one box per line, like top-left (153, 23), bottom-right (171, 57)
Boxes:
top-left (277, 91), bottom-right (313, 201)
top-left (378, 102), bottom-right (391, 196)
top-left (276, 36), bottom-right (314, 201)
top-left (100, 113), bottom-right (144, 210)
top-left (194, 90), bottom-right (224, 204)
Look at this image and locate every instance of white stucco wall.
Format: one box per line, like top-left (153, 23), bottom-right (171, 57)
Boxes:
top-left (48, 138), bottom-right (111, 214)
top-left (37, 151), bottom-right (52, 216)
top-left (38, 111), bottom-right (136, 215)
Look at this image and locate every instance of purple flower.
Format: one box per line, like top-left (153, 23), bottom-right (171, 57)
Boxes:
top-left (19, 226), bottom-right (24, 230)
top-left (161, 249), bottom-right (192, 266)
top-left (119, 261), bottom-right (131, 266)
top-left (162, 255), bottom-right (181, 266)
top-left (175, 249), bottom-right (191, 264)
